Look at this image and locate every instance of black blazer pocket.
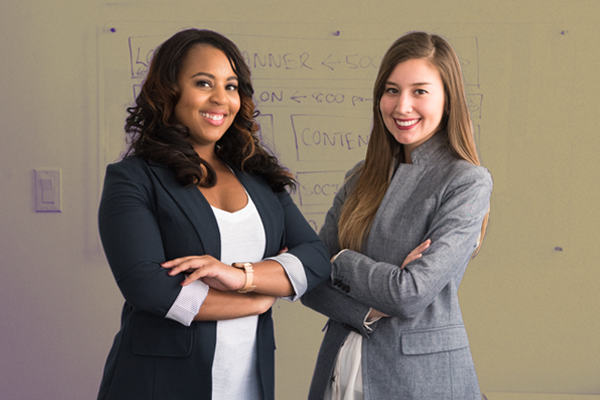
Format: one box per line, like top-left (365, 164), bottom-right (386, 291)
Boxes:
top-left (132, 323), bottom-right (193, 357)
top-left (400, 325), bottom-right (469, 355)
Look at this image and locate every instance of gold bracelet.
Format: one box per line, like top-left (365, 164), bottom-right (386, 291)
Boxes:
top-left (231, 262), bottom-right (257, 293)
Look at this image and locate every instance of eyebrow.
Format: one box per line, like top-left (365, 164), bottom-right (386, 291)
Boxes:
top-left (190, 72), bottom-right (238, 81)
top-left (386, 81), bottom-right (434, 87)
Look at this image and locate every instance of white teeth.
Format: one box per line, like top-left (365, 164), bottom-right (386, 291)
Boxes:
top-left (200, 112), bottom-right (224, 121)
top-left (396, 119), bottom-right (419, 127)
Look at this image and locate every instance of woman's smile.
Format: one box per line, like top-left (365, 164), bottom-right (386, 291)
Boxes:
top-left (394, 118), bottom-right (421, 129)
top-left (200, 111), bottom-right (227, 125)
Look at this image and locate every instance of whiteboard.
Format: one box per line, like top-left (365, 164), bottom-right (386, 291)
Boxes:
top-left (99, 21), bottom-right (488, 231)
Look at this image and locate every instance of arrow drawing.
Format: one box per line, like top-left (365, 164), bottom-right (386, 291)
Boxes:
top-left (290, 90), bottom-right (307, 103)
top-left (321, 54), bottom-right (341, 70)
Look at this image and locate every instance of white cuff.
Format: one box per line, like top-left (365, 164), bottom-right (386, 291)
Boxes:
top-left (330, 249), bottom-right (348, 281)
top-left (363, 308), bottom-right (381, 333)
top-left (331, 249), bottom-right (347, 263)
top-left (165, 280), bottom-right (209, 326)
top-left (265, 252), bottom-right (307, 302)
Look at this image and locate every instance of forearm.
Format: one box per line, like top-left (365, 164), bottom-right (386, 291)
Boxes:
top-left (250, 260), bottom-right (294, 297)
top-left (265, 253), bottom-right (307, 301)
top-left (301, 280), bottom-right (373, 335)
top-left (331, 249), bottom-right (429, 318)
top-left (329, 169), bottom-right (493, 318)
top-left (193, 288), bottom-right (275, 321)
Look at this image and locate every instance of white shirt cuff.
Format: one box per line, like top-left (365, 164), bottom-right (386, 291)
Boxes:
top-left (331, 249), bottom-right (347, 264)
top-left (165, 280), bottom-right (209, 326)
top-left (266, 252), bottom-right (307, 302)
top-left (364, 308), bottom-right (381, 332)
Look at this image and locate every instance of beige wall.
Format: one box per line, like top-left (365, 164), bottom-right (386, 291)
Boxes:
top-left (1, 1), bottom-right (599, 399)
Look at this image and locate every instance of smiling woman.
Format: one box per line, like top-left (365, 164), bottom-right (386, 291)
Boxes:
top-left (302, 31), bottom-right (492, 400)
top-left (174, 45), bottom-right (241, 156)
top-left (379, 58), bottom-right (446, 162)
top-left (96, 29), bottom-right (330, 400)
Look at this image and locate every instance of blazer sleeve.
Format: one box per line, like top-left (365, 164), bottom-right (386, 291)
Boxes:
top-left (301, 164), bottom-right (376, 337)
top-left (331, 166), bottom-right (493, 319)
top-left (98, 162), bottom-right (183, 318)
top-left (276, 189), bottom-right (331, 292)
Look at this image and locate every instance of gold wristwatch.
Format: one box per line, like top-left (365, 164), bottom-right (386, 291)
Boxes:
top-left (231, 262), bottom-right (257, 293)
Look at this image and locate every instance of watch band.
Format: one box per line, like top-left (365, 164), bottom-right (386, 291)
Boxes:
top-left (232, 262), bottom-right (257, 293)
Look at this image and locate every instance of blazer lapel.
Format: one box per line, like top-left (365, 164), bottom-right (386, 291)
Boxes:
top-left (366, 162), bottom-right (429, 257)
top-left (148, 161), bottom-right (221, 259)
top-left (365, 132), bottom-right (447, 258)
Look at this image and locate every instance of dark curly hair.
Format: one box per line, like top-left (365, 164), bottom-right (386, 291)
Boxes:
top-left (124, 28), bottom-right (295, 191)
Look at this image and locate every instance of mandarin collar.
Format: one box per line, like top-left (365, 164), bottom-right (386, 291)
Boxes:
top-left (407, 131), bottom-right (449, 165)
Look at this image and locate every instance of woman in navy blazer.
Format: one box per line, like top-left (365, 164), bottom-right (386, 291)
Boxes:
top-left (302, 32), bottom-right (492, 399)
top-left (97, 29), bottom-right (330, 400)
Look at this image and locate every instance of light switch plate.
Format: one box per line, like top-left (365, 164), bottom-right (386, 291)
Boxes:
top-left (35, 169), bottom-right (61, 212)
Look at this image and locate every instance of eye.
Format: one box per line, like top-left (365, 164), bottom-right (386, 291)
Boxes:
top-left (415, 89), bottom-right (427, 95)
top-left (384, 87), bottom-right (398, 94)
top-left (195, 80), bottom-right (211, 88)
top-left (226, 83), bottom-right (238, 91)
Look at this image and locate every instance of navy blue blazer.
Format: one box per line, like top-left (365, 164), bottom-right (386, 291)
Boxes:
top-left (97, 156), bottom-right (330, 400)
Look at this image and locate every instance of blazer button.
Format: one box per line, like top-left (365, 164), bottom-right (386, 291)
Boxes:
top-left (344, 285), bottom-right (350, 293)
top-left (333, 278), bottom-right (339, 286)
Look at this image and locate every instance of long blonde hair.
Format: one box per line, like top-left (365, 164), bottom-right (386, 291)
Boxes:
top-left (338, 32), bottom-right (489, 254)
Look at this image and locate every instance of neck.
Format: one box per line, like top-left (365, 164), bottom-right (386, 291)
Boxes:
top-left (403, 147), bottom-right (413, 164)
top-left (193, 143), bottom-right (219, 165)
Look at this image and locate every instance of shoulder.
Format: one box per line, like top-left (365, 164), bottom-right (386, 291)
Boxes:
top-left (341, 160), bottom-right (365, 193)
top-left (428, 147), bottom-right (492, 188)
top-left (105, 156), bottom-right (173, 184)
top-left (101, 157), bottom-right (168, 202)
top-left (430, 158), bottom-right (493, 208)
top-left (105, 156), bottom-right (146, 180)
top-left (344, 160), bottom-right (365, 180)
top-left (447, 158), bottom-right (492, 190)
top-left (106, 156), bottom-right (151, 175)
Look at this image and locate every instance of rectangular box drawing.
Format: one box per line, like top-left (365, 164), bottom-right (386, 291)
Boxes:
top-left (291, 114), bottom-right (371, 162)
top-left (296, 170), bottom-right (347, 206)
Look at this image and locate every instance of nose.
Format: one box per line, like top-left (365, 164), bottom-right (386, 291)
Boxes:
top-left (210, 84), bottom-right (228, 105)
top-left (397, 93), bottom-right (413, 115)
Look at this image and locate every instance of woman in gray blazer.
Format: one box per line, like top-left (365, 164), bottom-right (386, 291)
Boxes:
top-left (302, 32), bottom-right (492, 400)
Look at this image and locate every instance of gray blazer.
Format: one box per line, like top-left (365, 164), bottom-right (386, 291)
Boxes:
top-left (302, 132), bottom-right (492, 400)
